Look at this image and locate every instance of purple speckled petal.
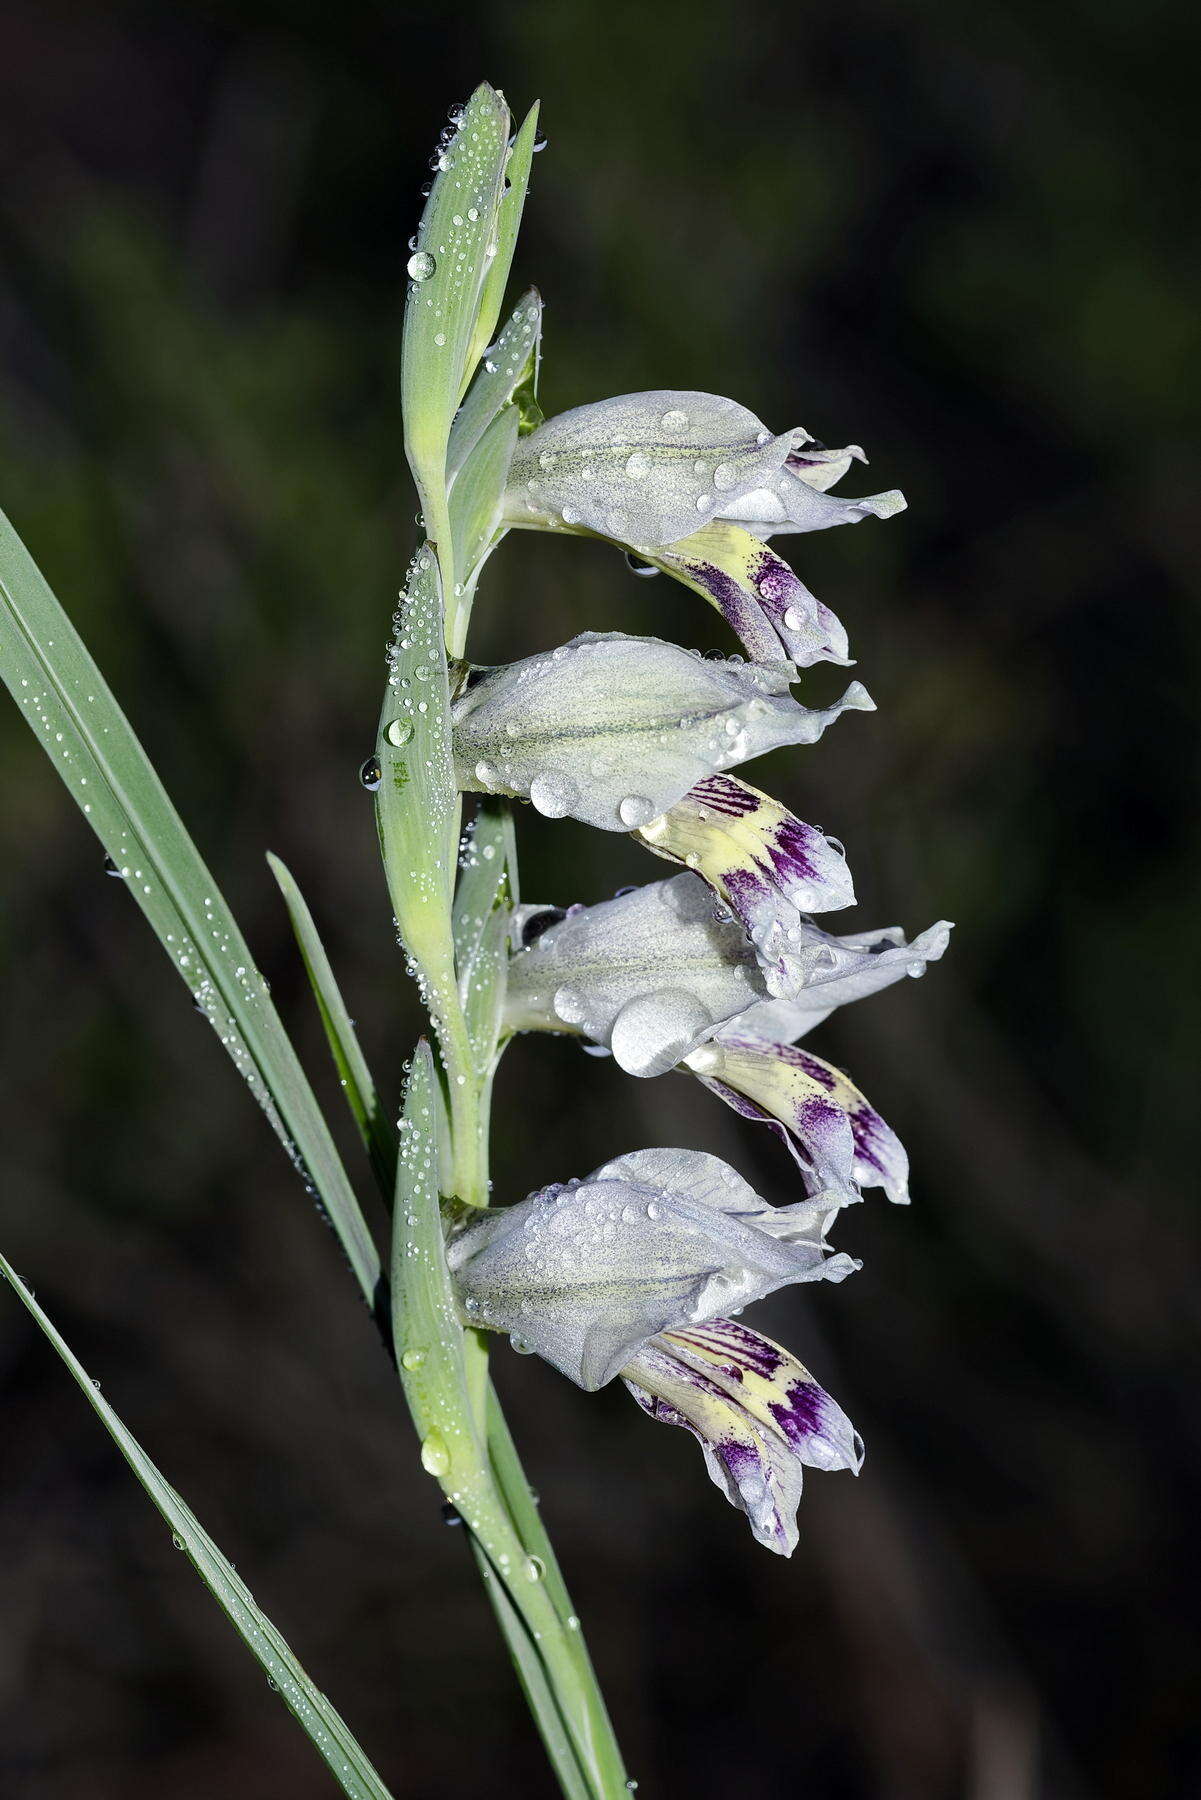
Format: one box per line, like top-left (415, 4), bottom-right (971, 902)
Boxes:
top-left (685, 1036), bottom-right (910, 1205)
top-left (644, 524), bottom-right (853, 668)
top-left (623, 1319), bottom-right (862, 1555)
top-left (636, 772), bottom-right (865, 998)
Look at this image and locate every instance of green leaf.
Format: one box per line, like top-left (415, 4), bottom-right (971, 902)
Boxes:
top-left (402, 84), bottom-right (512, 514)
top-left (465, 102), bottom-right (541, 385)
top-left (392, 1054), bottom-right (628, 1800)
top-left (449, 405), bottom-right (519, 589)
top-left (0, 1251), bottom-right (397, 1800)
top-left (267, 853), bottom-right (397, 1204)
top-left (452, 800), bottom-right (517, 1076)
top-left (0, 506), bottom-right (379, 1306)
top-left (448, 290), bottom-right (542, 478)
top-left (390, 1041), bottom-right (478, 1462)
top-left (374, 547), bottom-right (458, 977)
top-left (468, 1537), bottom-right (592, 1800)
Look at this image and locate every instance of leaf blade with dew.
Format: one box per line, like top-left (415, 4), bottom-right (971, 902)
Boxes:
top-left (402, 84), bottom-right (512, 517)
top-left (448, 405), bottom-right (519, 600)
top-left (0, 1251), bottom-right (397, 1800)
top-left (448, 289), bottom-right (542, 478)
top-left (375, 547), bottom-right (459, 1000)
top-left (391, 1047), bottom-right (627, 1799)
top-left (0, 506), bottom-right (379, 1306)
top-left (453, 800), bottom-right (518, 1076)
top-left (467, 1536), bottom-right (593, 1800)
top-left (267, 853), bottom-right (397, 1203)
top-left (464, 101), bottom-right (541, 387)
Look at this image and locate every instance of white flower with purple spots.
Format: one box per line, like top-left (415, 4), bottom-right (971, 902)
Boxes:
top-left (446, 1146), bottom-right (861, 1552)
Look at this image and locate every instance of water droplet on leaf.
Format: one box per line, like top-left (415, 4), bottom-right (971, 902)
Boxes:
top-left (407, 250), bottom-right (436, 282)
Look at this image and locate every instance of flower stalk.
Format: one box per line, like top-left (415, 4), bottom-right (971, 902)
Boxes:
top-left (381, 75), bottom-right (944, 1800)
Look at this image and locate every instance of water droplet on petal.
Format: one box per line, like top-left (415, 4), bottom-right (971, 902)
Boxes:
top-left (407, 250), bottom-right (436, 282)
top-left (552, 986), bottom-right (586, 1025)
top-left (610, 989), bottom-right (713, 1078)
top-left (661, 408), bottom-right (689, 436)
top-left (618, 794), bottom-right (656, 828)
top-left (713, 462), bottom-right (736, 491)
top-left (625, 451), bottom-right (650, 479)
top-left (530, 773), bottom-right (578, 818)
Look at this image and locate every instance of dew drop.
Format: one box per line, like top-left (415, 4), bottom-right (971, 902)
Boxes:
top-left (401, 1347), bottom-right (427, 1371)
top-left (386, 718), bottom-right (414, 748)
top-left (530, 773), bottom-right (578, 818)
top-left (509, 1334), bottom-right (535, 1355)
top-left (103, 854), bottom-right (124, 878)
top-left (524, 1554), bottom-right (546, 1581)
top-left (618, 794), bottom-right (656, 828)
top-left (624, 451), bottom-right (650, 479)
top-left (407, 250), bottom-right (436, 282)
top-left (420, 1431), bottom-right (451, 1477)
top-left (695, 493), bottom-right (713, 512)
top-left (782, 606), bottom-right (805, 631)
top-left (660, 408), bottom-right (689, 436)
top-left (532, 132), bottom-right (548, 152)
top-left (610, 989), bottom-right (713, 1078)
top-left (552, 986), bottom-right (586, 1025)
top-left (713, 462), bottom-right (737, 491)
top-left (359, 756), bottom-right (382, 791)
top-left (624, 552), bottom-right (659, 578)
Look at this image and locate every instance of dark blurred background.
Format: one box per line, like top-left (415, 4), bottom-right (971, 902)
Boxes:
top-left (1, 2), bottom-right (1198, 1796)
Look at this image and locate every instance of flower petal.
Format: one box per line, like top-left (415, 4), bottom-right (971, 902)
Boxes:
top-left (787, 435), bottom-right (869, 492)
top-left (635, 772), bottom-right (865, 995)
top-left (453, 632), bottom-right (861, 832)
top-left (623, 1319), bottom-right (861, 1555)
top-left (727, 470), bottom-right (906, 537)
top-left (684, 1035), bottom-right (909, 1205)
top-left (503, 873), bottom-right (767, 1071)
top-left (642, 522), bottom-right (853, 667)
top-left (505, 390), bottom-right (792, 548)
top-left (446, 1147), bottom-right (856, 1390)
top-left (731, 918), bottom-right (954, 1042)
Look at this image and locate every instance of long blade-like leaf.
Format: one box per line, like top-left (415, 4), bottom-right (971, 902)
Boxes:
top-left (0, 1252), bottom-right (396, 1800)
top-left (468, 1537), bottom-right (592, 1800)
top-left (0, 506), bottom-right (379, 1305)
top-left (267, 853), bottom-right (397, 1203)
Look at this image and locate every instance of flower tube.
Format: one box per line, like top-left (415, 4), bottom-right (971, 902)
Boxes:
top-left (452, 630), bottom-right (870, 831)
